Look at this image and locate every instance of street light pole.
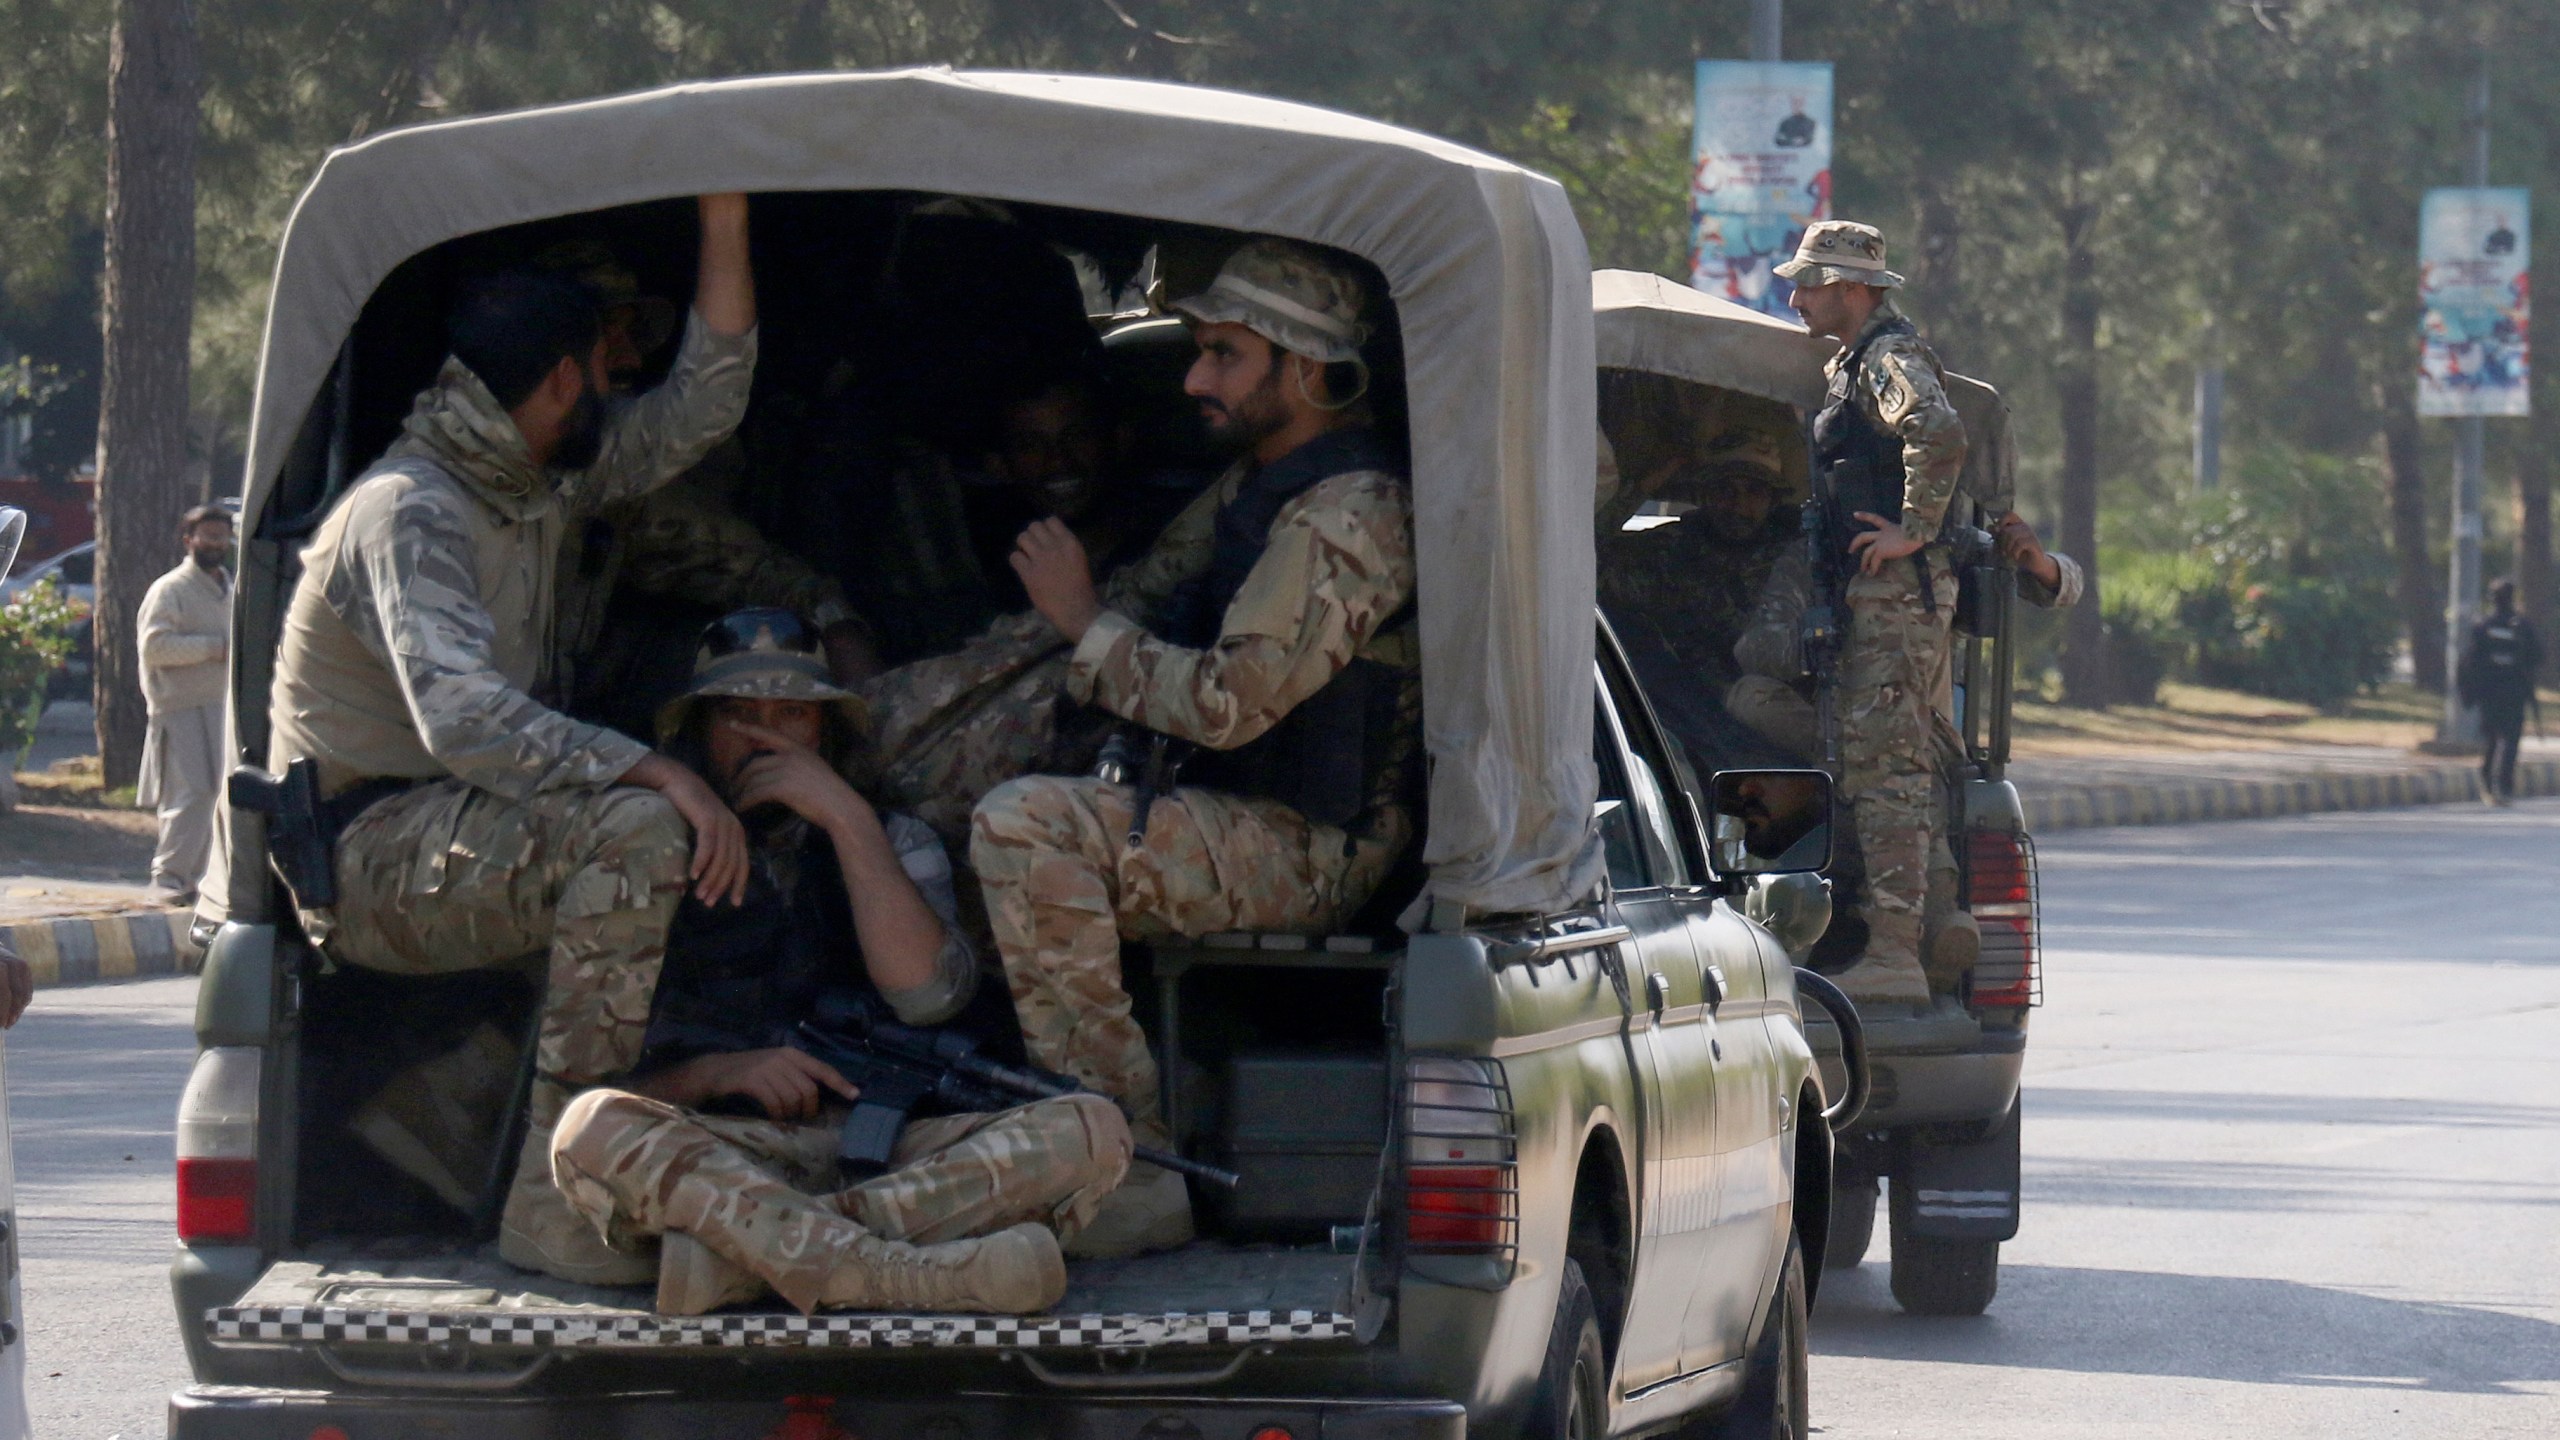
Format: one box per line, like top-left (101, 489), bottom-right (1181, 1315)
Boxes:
top-left (2442, 51), bottom-right (2491, 747)
top-left (1750, 0), bottom-right (1781, 62)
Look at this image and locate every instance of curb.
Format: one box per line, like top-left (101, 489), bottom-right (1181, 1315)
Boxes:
top-left (2, 908), bottom-right (202, 988)
top-left (2022, 758), bottom-right (2560, 832)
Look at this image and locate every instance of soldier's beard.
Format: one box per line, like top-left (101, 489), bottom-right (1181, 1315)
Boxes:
top-left (1199, 366), bottom-right (1291, 454)
top-left (551, 386), bottom-right (606, 471)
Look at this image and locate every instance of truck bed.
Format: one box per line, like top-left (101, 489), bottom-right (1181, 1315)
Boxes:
top-left (205, 1241), bottom-right (1376, 1356)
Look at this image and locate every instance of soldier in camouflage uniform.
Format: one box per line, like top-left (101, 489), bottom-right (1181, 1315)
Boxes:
top-left (264, 195), bottom-right (758, 1285)
top-left (974, 239), bottom-right (1420, 1256)
top-left (546, 610), bottom-right (1128, 1315)
top-left (537, 242), bottom-right (875, 727)
top-left (1772, 221), bottom-right (1968, 1011)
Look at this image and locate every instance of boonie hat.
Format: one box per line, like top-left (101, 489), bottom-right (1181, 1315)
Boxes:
top-left (1173, 238), bottom-right (1372, 365)
top-left (656, 607), bottom-right (864, 745)
top-left (534, 239), bottom-right (681, 356)
top-left (1772, 221), bottom-right (1905, 290)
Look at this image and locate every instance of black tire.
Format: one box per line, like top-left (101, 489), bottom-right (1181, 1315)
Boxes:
top-left (1889, 1230), bottom-right (2000, 1316)
top-left (1824, 1176), bottom-right (1877, 1271)
top-left (1700, 1233), bottom-right (1809, 1439)
top-left (1523, 1258), bottom-right (1608, 1440)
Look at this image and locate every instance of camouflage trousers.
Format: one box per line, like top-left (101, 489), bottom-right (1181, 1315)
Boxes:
top-left (328, 778), bottom-right (692, 1089)
top-left (551, 1090), bottom-right (1130, 1313)
top-left (972, 776), bottom-right (1407, 1145)
top-left (861, 615), bottom-right (1077, 856)
top-left (1839, 563), bottom-right (1956, 966)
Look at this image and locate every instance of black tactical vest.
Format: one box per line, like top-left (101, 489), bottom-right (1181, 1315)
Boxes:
top-left (1812, 314), bottom-right (1922, 557)
top-left (1162, 428), bottom-right (1421, 833)
top-left (637, 826), bottom-right (858, 1071)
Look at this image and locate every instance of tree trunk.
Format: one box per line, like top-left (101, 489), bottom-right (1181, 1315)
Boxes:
top-left (2055, 198), bottom-right (2106, 706)
top-left (93, 0), bottom-right (201, 788)
top-left (1911, 179), bottom-right (1964, 372)
top-left (2519, 439), bottom-right (2554, 663)
top-left (2380, 392), bottom-right (2445, 692)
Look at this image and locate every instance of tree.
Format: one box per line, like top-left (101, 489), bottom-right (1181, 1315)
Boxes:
top-left (92, 0), bottom-right (201, 788)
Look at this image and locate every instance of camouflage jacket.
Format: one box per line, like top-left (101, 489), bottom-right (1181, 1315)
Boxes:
top-left (1064, 438), bottom-right (1416, 755)
top-left (1831, 299), bottom-right (1967, 544)
top-left (267, 314), bottom-right (754, 800)
top-left (552, 438), bottom-right (854, 710)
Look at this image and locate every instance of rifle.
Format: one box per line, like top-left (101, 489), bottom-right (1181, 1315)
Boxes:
top-left (792, 999), bottom-right (1239, 1190)
top-left (1800, 468), bottom-right (1851, 771)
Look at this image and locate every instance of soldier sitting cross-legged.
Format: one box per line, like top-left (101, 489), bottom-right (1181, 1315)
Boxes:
top-left (549, 610), bottom-right (1130, 1316)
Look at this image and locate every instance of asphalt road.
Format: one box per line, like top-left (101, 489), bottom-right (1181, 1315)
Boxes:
top-left (1811, 799), bottom-right (2560, 1438)
top-left (2, 802), bottom-right (2556, 1437)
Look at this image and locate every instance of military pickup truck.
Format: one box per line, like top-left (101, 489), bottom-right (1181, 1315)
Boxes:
top-left (1589, 272), bottom-right (2039, 1318)
top-left (171, 72), bottom-right (1864, 1439)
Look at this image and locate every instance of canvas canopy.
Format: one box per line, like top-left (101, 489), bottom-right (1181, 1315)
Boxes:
top-left (236, 69), bottom-right (1602, 919)
top-left (1591, 268), bottom-right (1829, 411)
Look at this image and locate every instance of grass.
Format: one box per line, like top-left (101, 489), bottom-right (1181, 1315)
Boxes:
top-left (2008, 680), bottom-right (2552, 757)
top-left (10, 754), bottom-right (138, 809)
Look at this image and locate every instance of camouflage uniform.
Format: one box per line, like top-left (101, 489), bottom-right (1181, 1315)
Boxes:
top-left (974, 240), bottom-right (1419, 1147)
top-left (265, 312), bottom-right (754, 1278)
top-left (552, 1090), bottom-right (1129, 1314)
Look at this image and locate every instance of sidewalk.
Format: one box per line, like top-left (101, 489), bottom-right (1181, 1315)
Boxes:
top-left (2, 701), bottom-right (201, 987)
top-left (2009, 739), bottom-right (2557, 831)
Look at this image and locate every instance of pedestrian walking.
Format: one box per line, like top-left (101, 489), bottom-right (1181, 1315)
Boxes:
top-left (2458, 578), bottom-right (2542, 805)
top-left (136, 504), bottom-right (234, 904)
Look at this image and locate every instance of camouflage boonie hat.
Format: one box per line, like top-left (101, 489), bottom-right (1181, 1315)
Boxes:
top-left (1772, 221), bottom-right (1905, 289)
top-left (1173, 238), bottom-right (1372, 364)
top-left (534, 239), bottom-right (681, 356)
top-left (655, 607), bottom-right (864, 744)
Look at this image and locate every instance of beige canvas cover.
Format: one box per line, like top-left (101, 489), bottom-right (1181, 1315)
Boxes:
top-left (1591, 269), bottom-right (1829, 411)
top-left (233, 69), bottom-right (1603, 919)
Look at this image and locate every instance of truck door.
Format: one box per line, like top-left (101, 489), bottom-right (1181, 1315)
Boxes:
top-left (1677, 908), bottom-right (1793, 1370)
top-left (1590, 666), bottom-right (1721, 1398)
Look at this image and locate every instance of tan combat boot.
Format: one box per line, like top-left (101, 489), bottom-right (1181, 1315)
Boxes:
top-left (348, 1022), bottom-right (521, 1214)
top-left (655, 1230), bottom-right (773, 1316)
top-left (1061, 1162), bottom-right (1193, 1260)
top-left (815, 1222), bottom-right (1067, 1315)
top-left (1922, 910), bottom-right (1981, 994)
top-left (499, 1081), bottom-right (660, 1287)
top-left (1832, 910), bottom-right (1934, 1013)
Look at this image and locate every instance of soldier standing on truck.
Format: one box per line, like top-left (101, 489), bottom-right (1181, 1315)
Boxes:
top-left (1774, 220), bottom-right (1967, 1013)
top-left (975, 238), bottom-right (1421, 1256)
top-left (548, 611), bottom-right (1131, 1316)
top-left (261, 193), bottom-right (758, 1285)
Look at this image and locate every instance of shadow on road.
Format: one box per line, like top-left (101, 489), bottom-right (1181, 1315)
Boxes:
top-left (1813, 1262), bottom-right (2560, 1395)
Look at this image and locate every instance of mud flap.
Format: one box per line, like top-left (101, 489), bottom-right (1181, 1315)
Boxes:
top-left (1892, 1097), bottom-right (2020, 1242)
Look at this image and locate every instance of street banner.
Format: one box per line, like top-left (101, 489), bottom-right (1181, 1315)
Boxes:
top-left (1691, 60), bottom-right (1833, 319)
top-left (2418, 186), bottom-right (2530, 418)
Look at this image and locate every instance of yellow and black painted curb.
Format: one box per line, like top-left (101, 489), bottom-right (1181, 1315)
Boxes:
top-left (2023, 758), bottom-right (2560, 832)
top-left (4, 909), bottom-right (201, 989)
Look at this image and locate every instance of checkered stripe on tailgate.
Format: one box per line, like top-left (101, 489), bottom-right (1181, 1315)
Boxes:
top-left (206, 1305), bottom-right (1359, 1350)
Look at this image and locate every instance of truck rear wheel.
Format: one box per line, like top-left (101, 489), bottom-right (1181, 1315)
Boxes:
top-left (1524, 1259), bottom-right (1607, 1440)
top-left (1889, 1230), bottom-right (2000, 1316)
top-left (1824, 1176), bottom-right (1876, 1271)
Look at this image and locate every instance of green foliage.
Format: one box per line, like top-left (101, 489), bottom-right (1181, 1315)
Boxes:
top-left (0, 577), bottom-right (78, 761)
top-left (2101, 449), bottom-right (2399, 710)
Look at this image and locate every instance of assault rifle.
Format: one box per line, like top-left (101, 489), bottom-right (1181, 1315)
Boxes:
top-left (792, 999), bottom-right (1239, 1190)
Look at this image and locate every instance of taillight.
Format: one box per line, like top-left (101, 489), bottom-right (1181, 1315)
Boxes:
top-left (1403, 1056), bottom-right (1517, 1262)
top-left (1968, 830), bottom-right (2040, 1009)
top-left (176, 1047), bottom-right (261, 1244)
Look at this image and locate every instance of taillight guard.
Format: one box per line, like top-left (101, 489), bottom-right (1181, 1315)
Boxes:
top-left (1400, 1055), bottom-right (1519, 1276)
top-left (1967, 829), bottom-right (2042, 1009)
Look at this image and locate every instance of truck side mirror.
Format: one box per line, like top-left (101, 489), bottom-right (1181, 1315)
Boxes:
top-left (1706, 768), bottom-right (1834, 879)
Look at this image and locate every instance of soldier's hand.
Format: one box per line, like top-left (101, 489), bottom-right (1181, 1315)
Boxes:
top-left (649, 1047), bottom-right (859, 1121)
top-left (623, 752), bottom-right (751, 906)
top-left (728, 722), bottom-right (871, 836)
top-left (1847, 511), bottom-right (1927, 576)
top-left (1996, 511), bottom-right (2062, 589)
top-left (1014, 517), bottom-right (1103, 642)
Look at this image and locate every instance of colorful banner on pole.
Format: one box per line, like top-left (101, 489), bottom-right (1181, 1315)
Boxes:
top-left (1691, 60), bottom-right (1833, 319)
top-left (2418, 187), bottom-right (2530, 418)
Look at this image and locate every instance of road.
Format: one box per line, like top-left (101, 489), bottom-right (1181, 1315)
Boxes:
top-left (3, 803), bottom-right (2557, 1436)
top-left (1812, 800), bottom-right (2560, 1438)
